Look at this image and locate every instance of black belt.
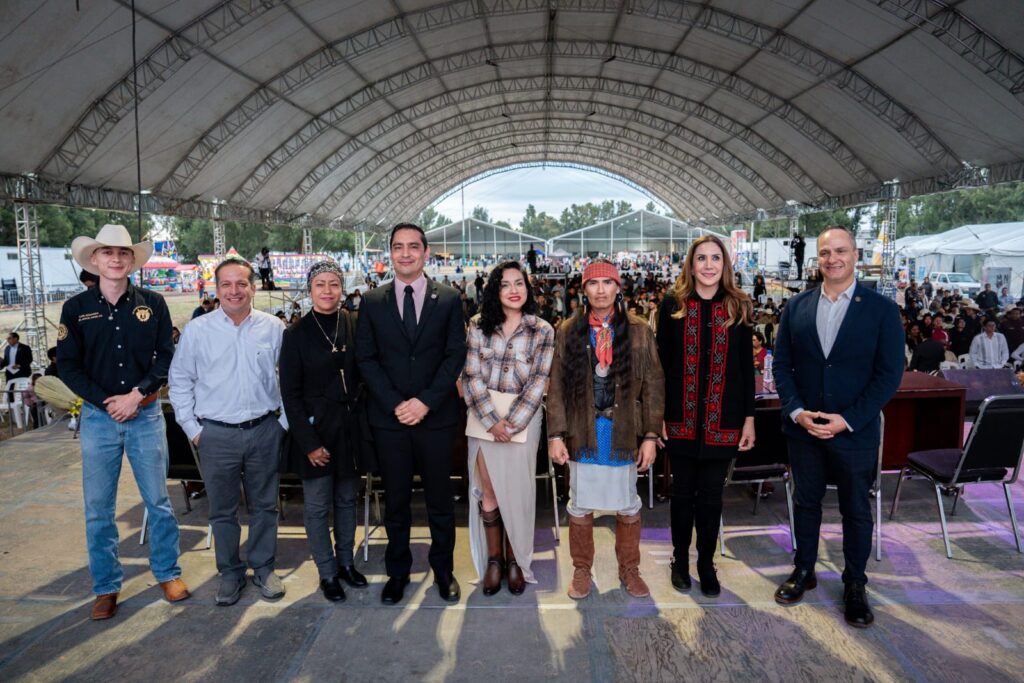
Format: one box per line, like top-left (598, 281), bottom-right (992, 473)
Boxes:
top-left (201, 412), bottom-right (277, 430)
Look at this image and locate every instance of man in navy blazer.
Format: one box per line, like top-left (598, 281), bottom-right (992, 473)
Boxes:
top-left (772, 227), bottom-right (904, 628)
top-left (355, 223), bottom-right (467, 607)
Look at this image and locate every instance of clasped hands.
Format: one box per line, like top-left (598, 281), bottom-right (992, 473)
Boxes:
top-left (796, 410), bottom-right (848, 439)
top-left (104, 389), bottom-right (143, 423)
top-left (488, 418), bottom-right (515, 443)
top-left (395, 398), bottom-right (429, 426)
top-left (307, 446), bottom-right (330, 467)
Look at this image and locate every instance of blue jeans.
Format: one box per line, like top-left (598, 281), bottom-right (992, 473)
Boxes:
top-left (80, 401), bottom-right (182, 595)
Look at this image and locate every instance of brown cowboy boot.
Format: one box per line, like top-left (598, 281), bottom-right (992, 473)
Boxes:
top-left (568, 513), bottom-right (594, 599)
top-left (480, 504), bottom-right (505, 596)
top-left (505, 534), bottom-right (526, 595)
top-left (615, 513), bottom-right (650, 598)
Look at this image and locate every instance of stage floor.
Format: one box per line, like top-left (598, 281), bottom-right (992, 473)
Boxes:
top-left (1, 424), bottom-right (1022, 682)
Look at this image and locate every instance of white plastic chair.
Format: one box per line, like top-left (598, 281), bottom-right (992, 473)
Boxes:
top-left (3, 378), bottom-right (31, 430)
top-left (958, 353), bottom-right (975, 369)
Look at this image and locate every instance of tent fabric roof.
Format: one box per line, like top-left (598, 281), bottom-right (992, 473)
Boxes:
top-left (1, 1), bottom-right (1023, 230)
top-left (902, 222), bottom-right (1024, 258)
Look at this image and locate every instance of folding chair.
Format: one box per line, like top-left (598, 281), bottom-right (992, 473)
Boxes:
top-left (890, 395), bottom-right (1024, 558)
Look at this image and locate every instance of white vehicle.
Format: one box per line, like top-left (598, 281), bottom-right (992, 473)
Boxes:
top-left (928, 272), bottom-right (982, 296)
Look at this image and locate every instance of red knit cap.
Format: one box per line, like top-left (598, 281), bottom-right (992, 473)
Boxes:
top-left (581, 261), bottom-right (621, 287)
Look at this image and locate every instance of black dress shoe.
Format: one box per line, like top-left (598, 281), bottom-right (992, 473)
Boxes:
top-left (843, 583), bottom-right (874, 628)
top-left (338, 565), bottom-right (368, 588)
top-left (381, 576), bottom-right (410, 605)
top-left (670, 561), bottom-right (692, 592)
top-left (696, 562), bottom-right (721, 598)
top-left (320, 577), bottom-right (346, 603)
top-left (774, 568), bottom-right (817, 605)
top-left (435, 573), bottom-right (461, 603)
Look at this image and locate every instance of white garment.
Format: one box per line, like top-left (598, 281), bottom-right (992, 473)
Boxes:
top-left (169, 307), bottom-right (287, 441)
top-left (969, 331), bottom-right (1009, 369)
top-left (566, 461), bottom-right (641, 517)
top-left (467, 410), bottom-right (543, 584)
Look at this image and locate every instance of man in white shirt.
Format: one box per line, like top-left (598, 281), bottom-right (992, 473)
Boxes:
top-left (969, 318), bottom-right (1009, 369)
top-left (169, 255), bottom-right (289, 606)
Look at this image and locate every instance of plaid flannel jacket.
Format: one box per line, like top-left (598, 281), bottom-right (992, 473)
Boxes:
top-left (463, 313), bottom-right (555, 432)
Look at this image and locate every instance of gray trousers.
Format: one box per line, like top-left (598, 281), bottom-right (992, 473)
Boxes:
top-left (197, 417), bottom-right (283, 580)
top-left (302, 474), bottom-right (360, 579)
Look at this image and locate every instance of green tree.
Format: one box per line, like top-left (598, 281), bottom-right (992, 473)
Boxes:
top-left (416, 206), bottom-right (452, 229)
top-left (471, 205), bottom-right (491, 222)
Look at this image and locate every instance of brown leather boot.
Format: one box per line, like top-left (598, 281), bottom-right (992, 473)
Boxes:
top-left (615, 513), bottom-right (650, 598)
top-left (505, 534), bottom-right (526, 595)
top-left (480, 504), bottom-right (505, 596)
top-left (160, 577), bottom-right (191, 603)
top-left (91, 592), bottom-right (119, 620)
top-left (567, 513), bottom-right (594, 599)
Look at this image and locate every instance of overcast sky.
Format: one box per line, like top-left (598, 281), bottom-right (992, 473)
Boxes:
top-left (430, 165), bottom-right (670, 227)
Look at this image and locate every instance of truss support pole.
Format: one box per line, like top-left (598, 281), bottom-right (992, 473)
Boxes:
top-left (14, 203), bottom-right (47, 369)
top-left (213, 220), bottom-right (225, 258)
top-left (302, 226), bottom-right (313, 254)
top-left (878, 180), bottom-right (900, 301)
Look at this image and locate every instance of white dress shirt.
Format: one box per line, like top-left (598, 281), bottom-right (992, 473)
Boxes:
top-left (969, 331), bottom-right (1009, 369)
top-left (169, 307), bottom-right (288, 441)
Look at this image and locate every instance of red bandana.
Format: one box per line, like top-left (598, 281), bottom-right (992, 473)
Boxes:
top-left (589, 312), bottom-right (614, 369)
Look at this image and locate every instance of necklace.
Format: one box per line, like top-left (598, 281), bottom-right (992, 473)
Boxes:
top-left (311, 309), bottom-right (341, 353)
top-left (103, 298), bottom-right (116, 321)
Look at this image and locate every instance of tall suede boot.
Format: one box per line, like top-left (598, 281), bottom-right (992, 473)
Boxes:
top-left (480, 504), bottom-right (505, 596)
top-left (505, 535), bottom-right (526, 595)
top-left (615, 513), bottom-right (650, 598)
top-left (568, 513), bottom-right (594, 599)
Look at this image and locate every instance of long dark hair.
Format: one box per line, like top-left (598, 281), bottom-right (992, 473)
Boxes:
top-left (561, 258), bottom-right (632, 413)
top-left (478, 261), bottom-right (537, 337)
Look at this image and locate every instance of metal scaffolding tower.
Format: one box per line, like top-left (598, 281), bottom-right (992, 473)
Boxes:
top-left (14, 203), bottom-right (47, 369)
top-left (212, 220), bottom-right (226, 258)
top-left (877, 180), bottom-right (900, 301)
top-left (302, 226), bottom-right (313, 254)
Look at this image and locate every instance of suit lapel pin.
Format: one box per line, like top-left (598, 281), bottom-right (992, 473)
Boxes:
top-left (431, 292), bottom-right (438, 299)
top-left (855, 296), bottom-right (862, 302)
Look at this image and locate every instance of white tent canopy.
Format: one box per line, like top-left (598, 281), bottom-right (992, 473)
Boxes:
top-left (424, 219), bottom-right (545, 260)
top-left (902, 222), bottom-right (1024, 296)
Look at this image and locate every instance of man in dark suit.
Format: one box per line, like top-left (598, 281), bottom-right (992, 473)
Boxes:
top-left (772, 227), bottom-right (904, 628)
top-left (908, 335), bottom-right (945, 373)
top-left (5, 332), bottom-right (33, 383)
top-left (355, 223), bottom-right (467, 606)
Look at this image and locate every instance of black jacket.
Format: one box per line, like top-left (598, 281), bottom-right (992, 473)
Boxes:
top-left (279, 310), bottom-right (372, 479)
top-left (355, 278), bottom-right (467, 430)
top-left (4, 343), bottom-right (32, 381)
top-left (908, 338), bottom-right (945, 374)
top-left (657, 291), bottom-right (755, 460)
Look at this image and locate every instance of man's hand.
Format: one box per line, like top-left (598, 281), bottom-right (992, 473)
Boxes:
top-left (104, 389), bottom-right (143, 423)
top-left (815, 412), bottom-right (850, 437)
top-left (738, 416), bottom-right (756, 451)
top-left (192, 432), bottom-right (201, 447)
top-left (548, 438), bottom-right (569, 465)
top-left (636, 439), bottom-right (657, 472)
top-left (488, 419), bottom-right (514, 443)
top-left (307, 446), bottom-right (330, 467)
top-left (796, 410), bottom-right (837, 440)
top-left (395, 398), bottom-right (429, 425)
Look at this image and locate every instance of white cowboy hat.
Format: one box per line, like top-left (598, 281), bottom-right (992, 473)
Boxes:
top-left (71, 224), bottom-right (152, 275)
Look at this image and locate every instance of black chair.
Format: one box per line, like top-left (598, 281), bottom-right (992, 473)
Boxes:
top-left (140, 409), bottom-right (211, 548)
top-left (889, 395), bottom-right (1024, 558)
top-left (719, 409), bottom-right (796, 556)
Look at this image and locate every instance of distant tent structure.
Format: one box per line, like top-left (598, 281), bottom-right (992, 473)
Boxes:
top-left (901, 222), bottom-right (1024, 295)
top-left (424, 219), bottom-right (546, 261)
top-left (549, 209), bottom-right (724, 257)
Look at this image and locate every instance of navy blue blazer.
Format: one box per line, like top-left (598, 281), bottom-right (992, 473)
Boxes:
top-left (773, 282), bottom-right (904, 450)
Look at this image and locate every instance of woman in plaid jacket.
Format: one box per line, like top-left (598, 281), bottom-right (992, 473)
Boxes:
top-left (463, 261), bottom-right (554, 596)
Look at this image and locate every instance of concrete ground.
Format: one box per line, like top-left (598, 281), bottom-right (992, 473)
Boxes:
top-left (1, 423), bottom-right (1023, 682)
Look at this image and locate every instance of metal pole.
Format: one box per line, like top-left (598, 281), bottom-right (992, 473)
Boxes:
top-left (213, 221), bottom-right (225, 258)
top-left (14, 202), bottom-right (46, 368)
top-left (878, 179), bottom-right (901, 301)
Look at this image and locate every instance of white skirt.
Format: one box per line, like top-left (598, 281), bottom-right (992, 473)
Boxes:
top-left (567, 461), bottom-right (640, 516)
top-left (467, 409), bottom-right (543, 584)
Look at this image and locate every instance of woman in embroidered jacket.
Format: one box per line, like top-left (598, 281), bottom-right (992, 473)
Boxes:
top-left (657, 235), bottom-right (756, 597)
top-left (463, 261), bottom-right (554, 595)
top-left (547, 259), bottom-right (665, 599)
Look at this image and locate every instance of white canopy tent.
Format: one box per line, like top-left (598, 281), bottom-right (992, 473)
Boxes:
top-left (424, 219), bottom-right (545, 261)
top-left (902, 222), bottom-right (1024, 297)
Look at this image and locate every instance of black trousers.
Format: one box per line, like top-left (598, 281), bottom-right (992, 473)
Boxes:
top-left (789, 438), bottom-right (877, 585)
top-left (373, 424), bottom-right (457, 578)
top-left (669, 451), bottom-right (730, 566)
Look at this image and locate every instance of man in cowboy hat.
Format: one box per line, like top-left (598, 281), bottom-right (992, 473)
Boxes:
top-left (57, 224), bottom-right (189, 620)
